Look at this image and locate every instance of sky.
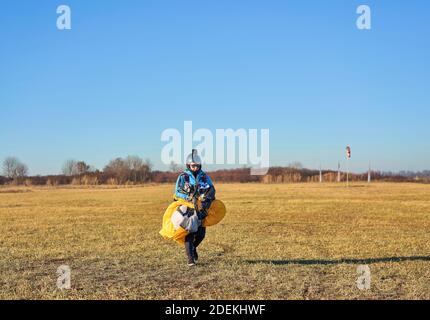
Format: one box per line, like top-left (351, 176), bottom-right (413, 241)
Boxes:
top-left (0, 0), bottom-right (429, 175)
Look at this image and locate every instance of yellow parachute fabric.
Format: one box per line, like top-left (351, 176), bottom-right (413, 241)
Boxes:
top-left (159, 197), bottom-right (226, 245)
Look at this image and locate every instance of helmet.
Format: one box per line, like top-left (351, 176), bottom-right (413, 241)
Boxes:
top-left (186, 149), bottom-right (202, 171)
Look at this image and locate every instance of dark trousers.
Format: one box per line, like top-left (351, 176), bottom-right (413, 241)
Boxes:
top-left (185, 226), bottom-right (206, 260)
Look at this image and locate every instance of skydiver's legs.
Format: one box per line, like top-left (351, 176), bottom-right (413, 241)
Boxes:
top-left (192, 226), bottom-right (206, 261)
top-left (185, 232), bottom-right (196, 266)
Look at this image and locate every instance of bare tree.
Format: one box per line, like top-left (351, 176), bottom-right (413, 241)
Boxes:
top-left (142, 158), bottom-right (153, 182)
top-left (62, 160), bottom-right (91, 176)
top-left (104, 156), bottom-right (153, 184)
top-left (15, 163), bottom-right (28, 178)
top-left (104, 158), bottom-right (129, 184)
top-left (3, 157), bottom-right (16, 178)
top-left (62, 159), bottom-right (78, 176)
top-left (169, 161), bottom-right (181, 173)
top-left (126, 156), bottom-right (148, 183)
top-left (75, 161), bottom-right (90, 175)
top-left (2, 157), bottom-right (28, 180)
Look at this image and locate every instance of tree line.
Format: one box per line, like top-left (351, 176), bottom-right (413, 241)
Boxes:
top-left (1, 157), bottom-right (430, 186)
top-left (1, 156), bottom-right (154, 186)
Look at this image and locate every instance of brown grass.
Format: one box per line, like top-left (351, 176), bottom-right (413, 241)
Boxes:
top-left (0, 182), bottom-right (429, 300)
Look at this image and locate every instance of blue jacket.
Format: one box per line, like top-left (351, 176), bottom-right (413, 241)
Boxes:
top-left (175, 169), bottom-right (216, 210)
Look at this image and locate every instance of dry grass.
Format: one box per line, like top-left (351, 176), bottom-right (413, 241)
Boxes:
top-left (0, 182), bottom-right (429, 300)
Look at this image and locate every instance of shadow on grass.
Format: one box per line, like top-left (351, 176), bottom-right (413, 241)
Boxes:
top-left (246, 256), bottom-right (430, 266)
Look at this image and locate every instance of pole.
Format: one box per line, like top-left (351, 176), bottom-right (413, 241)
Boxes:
top-left (347, 158), bottom-right (349, 188)
top-left (368, 161), bottom-right (371, 183)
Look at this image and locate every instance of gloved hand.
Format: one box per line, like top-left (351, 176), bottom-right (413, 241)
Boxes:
top-left (197, 208), bottom-right (208, 220)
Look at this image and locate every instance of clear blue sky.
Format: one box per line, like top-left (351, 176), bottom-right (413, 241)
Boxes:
top-left (1, 0), bottom-right (429, 175)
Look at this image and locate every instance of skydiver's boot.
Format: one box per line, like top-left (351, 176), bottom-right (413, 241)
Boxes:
top-left (193, 248), bottom-right (198, 262)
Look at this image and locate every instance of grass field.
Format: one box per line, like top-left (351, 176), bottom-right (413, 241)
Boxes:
top-left (0, 182), bottom-right (430, 300)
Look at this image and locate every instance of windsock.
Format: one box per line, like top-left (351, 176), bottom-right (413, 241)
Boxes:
top-left (346, 146), bottom-right (351, 159)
